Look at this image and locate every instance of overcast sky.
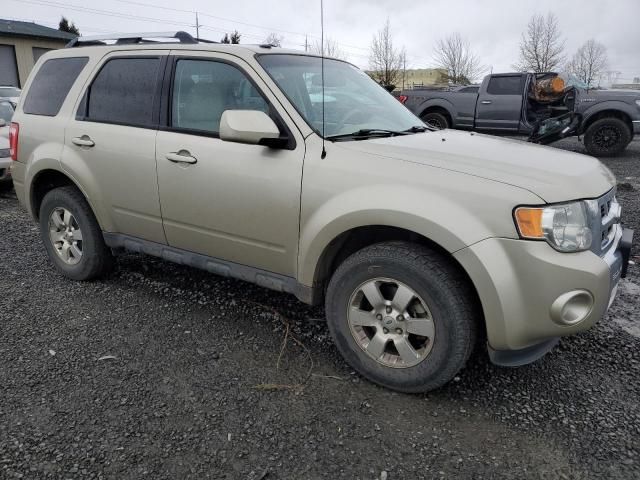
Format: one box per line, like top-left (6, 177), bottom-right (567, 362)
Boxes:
top-left (4, 0), bottom-right (640, 82)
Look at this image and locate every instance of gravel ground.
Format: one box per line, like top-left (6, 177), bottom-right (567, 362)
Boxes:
top-left (1, 138), bottom-right (639, 480)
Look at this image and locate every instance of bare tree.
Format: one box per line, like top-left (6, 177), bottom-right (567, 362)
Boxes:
top-left (369, 19), bottom-right (403, 88)
top-left (311, 37), bottom-right (346, 60)
top-left (432, 32), bottom-right (484, 84)
top-left (264, 33), bottom-right (284, 47)
top-left (514, 13), bottom-right (565, 72)
top-left (567, 39), bottom-right (608, 88)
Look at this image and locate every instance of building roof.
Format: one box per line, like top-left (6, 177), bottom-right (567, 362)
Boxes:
top-left (0, 19), bottom-right (77, 42)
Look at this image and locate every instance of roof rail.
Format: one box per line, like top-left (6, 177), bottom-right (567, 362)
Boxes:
top-left (65, 31), bottom-right (216, 48)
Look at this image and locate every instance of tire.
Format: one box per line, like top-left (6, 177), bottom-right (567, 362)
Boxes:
top-left (325, 241), bottom-right (479, 393)
top-left (39, 186), bottom-right (114, 281)
top-left (421, 112), bottom-right (450, 130)
top-left (584, 117), bottom-right (631, 157)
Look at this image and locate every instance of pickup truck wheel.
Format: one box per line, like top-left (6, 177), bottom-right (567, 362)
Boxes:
top-left (325, 241), bottom-right (478, 393)
top-left (421, 112), bottom-right (449, 130)
top-left (39, 186), bottom-right (114, 281)
top-left (584, 117), bottom-right (631, 157)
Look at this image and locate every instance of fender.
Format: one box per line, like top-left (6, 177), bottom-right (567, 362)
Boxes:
top-left (297, 184), bottom-right (530, 287)
top-left (578, 100), bottom-right (637, 133)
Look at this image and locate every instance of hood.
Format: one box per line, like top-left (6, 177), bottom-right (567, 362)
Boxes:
top-left (336, 130), bottom-right (615, 203)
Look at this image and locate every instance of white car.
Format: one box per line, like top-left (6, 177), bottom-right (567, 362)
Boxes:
top-left (0, 86), bottom-right (21, 107)
top-left (0, 100), bottom-right (14, 191)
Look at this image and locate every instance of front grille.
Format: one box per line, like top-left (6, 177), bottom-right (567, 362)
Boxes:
top-left (591, 188), bottom-right (620, 257)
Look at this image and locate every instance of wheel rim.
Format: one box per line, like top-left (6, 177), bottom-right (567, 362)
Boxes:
top-left (347, 278), bottom-right (435, 368)
top-left (48, 207), bottom-right (83, 265)
top-left (593, 125), bottom-right (621, 150)
top-left (424, 116), bottom-right (445, 130)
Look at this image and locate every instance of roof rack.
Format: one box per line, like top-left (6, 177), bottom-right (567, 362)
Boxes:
top-left (65, 31), bottom-right (217, 48)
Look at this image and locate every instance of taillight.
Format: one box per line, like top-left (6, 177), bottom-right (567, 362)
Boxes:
top-left (9, 122), bottom-right (18, 161)
top-left (398, 95), bottom-right (408, 104)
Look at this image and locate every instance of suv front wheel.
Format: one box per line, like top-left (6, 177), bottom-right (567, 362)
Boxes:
top-left (325, 241), bottom-right (479, 393)
top-left (39, 186), bottom-right (113, 281)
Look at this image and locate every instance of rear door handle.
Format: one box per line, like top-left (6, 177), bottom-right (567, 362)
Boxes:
top-left (166, 151), bottom-right (198, 165)
top-left (481, 100), bottom-right (492, 105)
top-left (72, 136), bottom-right (95, 147)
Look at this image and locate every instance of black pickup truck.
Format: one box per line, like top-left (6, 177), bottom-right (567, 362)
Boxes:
top-left (398, 72), bottom-right (640, 156)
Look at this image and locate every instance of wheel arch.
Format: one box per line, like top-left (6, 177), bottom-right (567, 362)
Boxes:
top-left (580, 104), bottom-right (634, 135)
top-left (418, 100), bottom-right (454, 126)
top-left (29, 168), bottom-right (97, 225)
top-left (308, 224), bottom-right (486, 334)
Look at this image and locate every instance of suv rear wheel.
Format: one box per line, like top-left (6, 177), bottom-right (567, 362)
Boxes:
top-left (325, 241), bottom-right (478, 393)
top-left (584, 117), bottom-right (631, 157)
top-left (39, 186), bottom-right (113, 281)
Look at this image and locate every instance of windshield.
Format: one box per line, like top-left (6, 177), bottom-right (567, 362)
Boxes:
top-left (0, 87), bottom-right (20, 98)
top-left (257, 54), bottom-right (424, 138)
top-left (0, 102), bottom-right (13, 123)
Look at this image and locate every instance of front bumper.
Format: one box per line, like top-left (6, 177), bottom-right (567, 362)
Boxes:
top-left (454, 227), bottom-right (633, 365)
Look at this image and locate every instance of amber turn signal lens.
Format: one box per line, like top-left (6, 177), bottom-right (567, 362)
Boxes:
top-left (515, 208), bottom-right (544, 238)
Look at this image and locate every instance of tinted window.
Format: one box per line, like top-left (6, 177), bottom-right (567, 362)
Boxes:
top-left (171, 59), bottom-right (269, 134)
top-left (86, 58), bottom-right (161, 127)
top-left (487, 76), bottom-right (522, 95)
top-left (23, 57), bottom-right (88, 116)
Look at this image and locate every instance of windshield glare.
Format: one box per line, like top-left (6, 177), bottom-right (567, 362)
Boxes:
top-left (258, 55), bottom-right (423, 138)
top-left (0, 87), bottom-right (20, 98)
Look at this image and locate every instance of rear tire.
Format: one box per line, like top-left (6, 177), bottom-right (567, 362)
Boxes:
top-left (421, 112), bottom-right (450, 130)
top-left (325, 241), bottom-right (479, 393)
top-left (39, 186), bottom-right (114, 281)
top-left (584, 117), bottom-right (631, 157)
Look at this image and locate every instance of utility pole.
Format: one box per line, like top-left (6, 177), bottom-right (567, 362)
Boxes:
top-left (304, 35), bottom-right (309, 52)
top-left (195, 11), bottom-right (200, 39)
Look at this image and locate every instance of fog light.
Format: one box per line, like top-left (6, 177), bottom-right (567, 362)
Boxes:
top-left (550, 290), bottom-right (594, 326)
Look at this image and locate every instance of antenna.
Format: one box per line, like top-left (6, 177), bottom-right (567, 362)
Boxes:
top-left (320, 0), bottom-right (327, 159)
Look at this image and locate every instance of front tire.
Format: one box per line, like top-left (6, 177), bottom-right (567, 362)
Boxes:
top-left (39, 186), bottom-right (113, 281)
top-left (325, 241), bottom-right (479, 393)
top-left (584, 117), bottom-right (631, 157)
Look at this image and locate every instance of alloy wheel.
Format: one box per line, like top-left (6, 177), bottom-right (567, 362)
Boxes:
top-left (48, 207), bottom-right (83, 265)
top-left (347, 278), bottom-right (435, 368)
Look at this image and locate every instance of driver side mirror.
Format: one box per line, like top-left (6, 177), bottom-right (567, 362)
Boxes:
top-left (0, 119), bottom-right (6, 128)
top-left (220, 110), bottom-right (287, 148)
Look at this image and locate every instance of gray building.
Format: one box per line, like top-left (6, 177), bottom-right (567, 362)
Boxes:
top-left (0, 19), bottom-right (77, 87)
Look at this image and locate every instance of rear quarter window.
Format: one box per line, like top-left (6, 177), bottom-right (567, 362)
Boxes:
top-left (23, 57), bottom-right (88, 116)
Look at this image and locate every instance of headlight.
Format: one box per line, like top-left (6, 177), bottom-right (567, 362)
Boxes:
top-left (0, 148), bottom-right (10, 158)
top-left (515, 201), bottom-right (592, 252)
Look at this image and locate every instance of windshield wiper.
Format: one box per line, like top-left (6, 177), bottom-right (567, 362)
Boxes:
top-left (327, 129), bottom-right (411, 141)
top-left (404, 125), bottom-right (430, 133)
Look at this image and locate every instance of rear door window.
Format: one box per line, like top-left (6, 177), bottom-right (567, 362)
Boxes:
top-left (23, 57), bottom-right (88, 116)
top-left (487, 76), bottom-right (523, 95)
top-left (83, 57), bottom-right (162, 128)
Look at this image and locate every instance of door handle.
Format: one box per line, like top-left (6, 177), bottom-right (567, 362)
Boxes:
top-left (481, 100), bottom-right (492, 105)
top-left (166, 151), bottom-right (198, 165)
top-left (72, 136), bottom-right (95, 147)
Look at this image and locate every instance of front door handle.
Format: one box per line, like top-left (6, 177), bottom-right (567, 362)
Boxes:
top-left (166, 151), bottom-right (198, 165)
top-left (481, 100), bottom-right (492, 105)
top-left (72, 136), bottom-right (95, 147)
